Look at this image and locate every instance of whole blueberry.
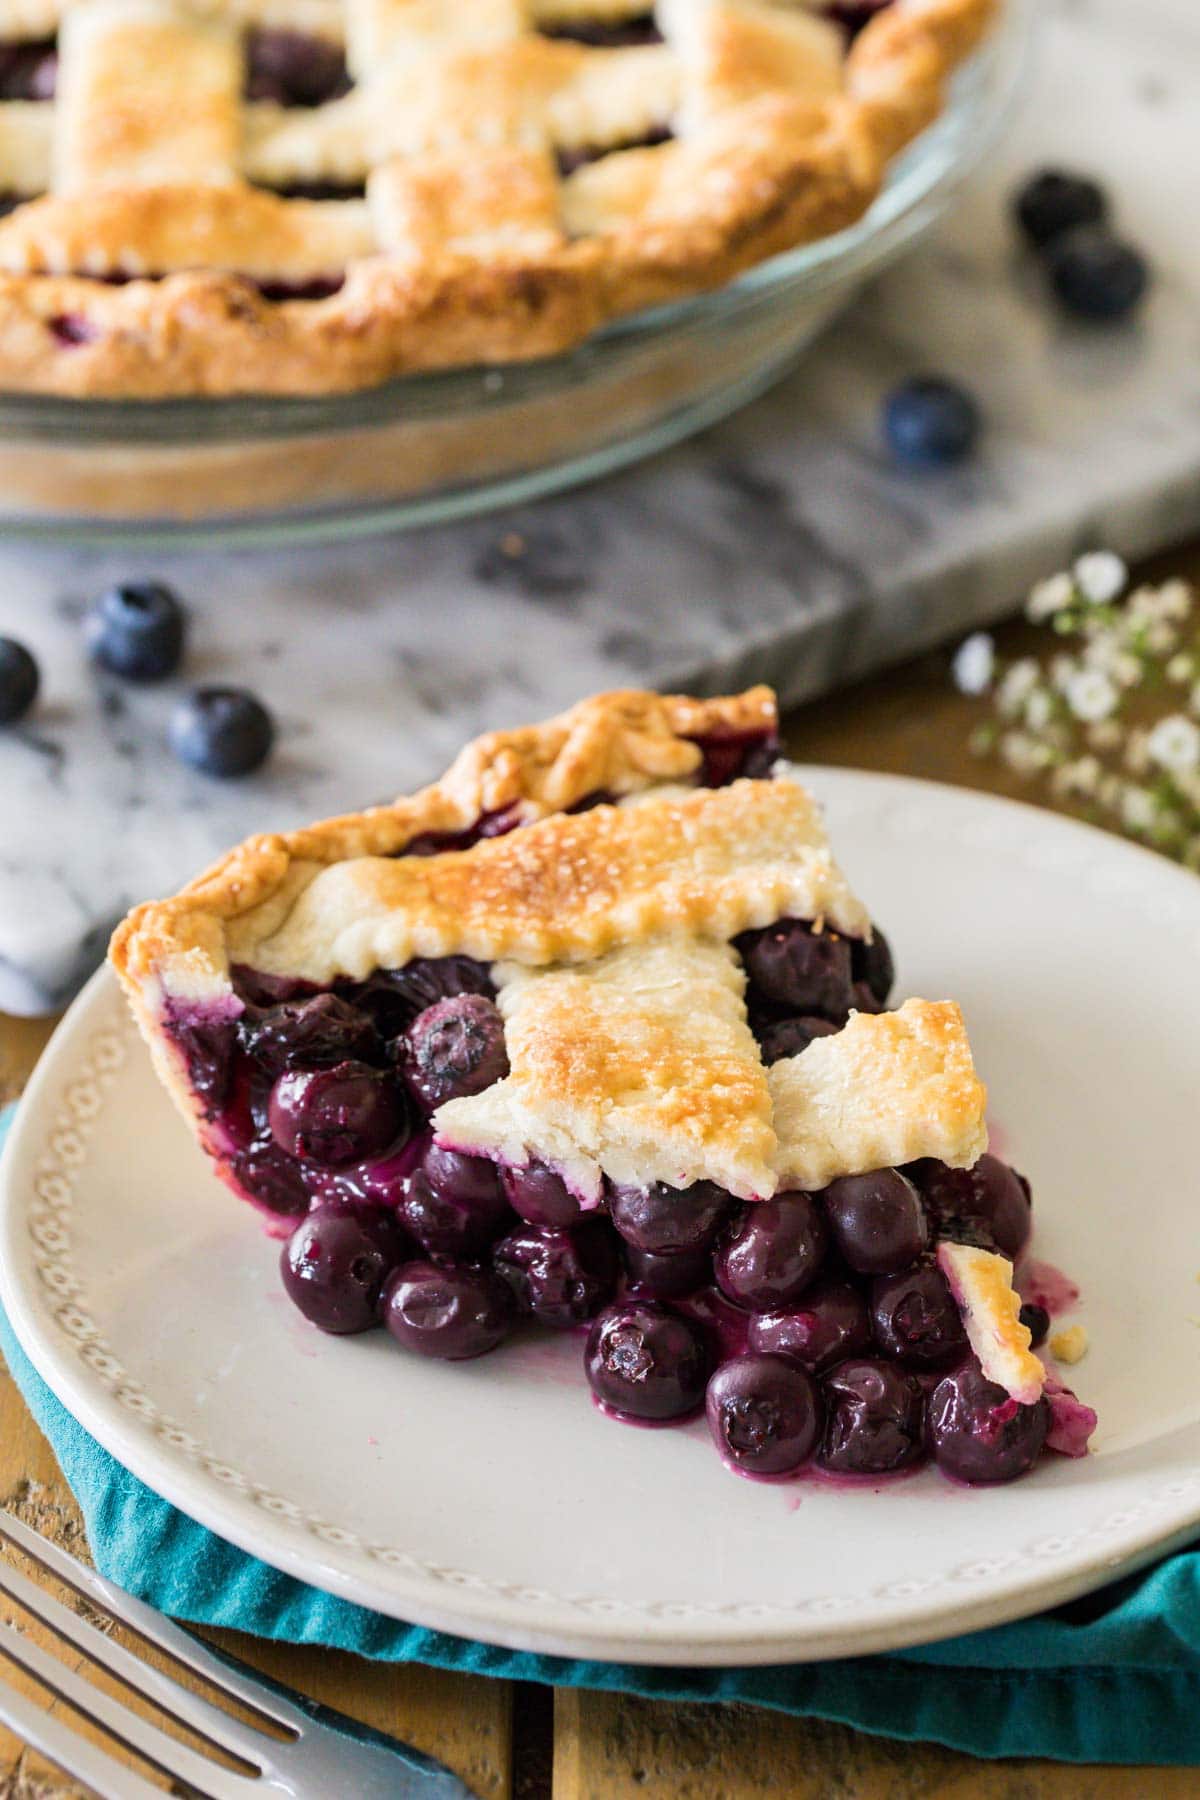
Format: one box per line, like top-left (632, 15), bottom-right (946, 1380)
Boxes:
top-left (268, 1060), bottom-right (406, 1166)
top-left (755, 1015), bottom-right (839, 1065)
top-left (238, 992), bottom-right (380, 1077)
top-left (853, 926), bottom-right (895, 1006)
top-left (1014, 169), bottom-right (1108, 249)
top-left (0, 637), bottom-right (39, 724)
top-left (584, 1300), bottom-right (710, 1421)
top-left (883, 376), bottom-right (980, 470)
top-left (623, 1242), bottom-right (713, 1300)
top-left (383, 1260), bottom-right (515, 1361)
top-left (280, 1203), bottom-right (408, 1334)
top-left (231, 1143), bottom-right (311, 1219)
top-left (399, 1143), bottom-right (512, 1258)
top-left (748, 1277), bottom-right (872, 1373)
top-left (350, 956), bottom-right (495, 1038)
top-left (908, 1154), bottom-right (1031, 1260)
top-left (820, 1358), bottom-right (926, 1475)
top-left (401, 994), bottom-right (509, 1112)
top-left (822, 1168), bottom-right (928, 1274)
top-left (86, 582), bottom-right (186, 681)
top-left (607, 1180), bottom-right (733, 1255)
top-left (927, 1359), bottom-right (1049, 1484)
top-left (1019, 1301), bottom-right (1051, 1349)
top-left (1048, 226), bottom-right (1149, 322)
top-left (713, 1192), bottom-right (827, 1313)
top-left (170, 686), bottom-right (274, 777)
top-left (706, 1353), bottom-right (822, 1475)
top-left (493, 1219), bottom-right (619, 1328)
top-left (871, 1260), bottom-right (966, 1369)
top-left (501, 1160), bottom-right (584, 1227)
top-left (737, 920), bottom-right (854, 1017)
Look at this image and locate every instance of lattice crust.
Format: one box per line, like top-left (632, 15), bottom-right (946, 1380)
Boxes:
top-left (0, 0), bottom-right (998, 395)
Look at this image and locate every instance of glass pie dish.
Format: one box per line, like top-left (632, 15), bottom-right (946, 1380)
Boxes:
top-left (0, 0), bottom-right (1032, 548)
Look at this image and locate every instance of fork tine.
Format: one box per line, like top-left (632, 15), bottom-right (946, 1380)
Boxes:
top-left (0, 1614), bottom-right (250, 1797)
top-left (0, 1524), bottom-right (278, 1770)
top-left (0, 1666), bottom-right (165, 1800)
top-left (0, 1506), bottom-right (304, 1731)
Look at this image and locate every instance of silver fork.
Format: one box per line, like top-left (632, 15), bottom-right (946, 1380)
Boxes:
top-left (0, 1505), bottom-right (479, 1798)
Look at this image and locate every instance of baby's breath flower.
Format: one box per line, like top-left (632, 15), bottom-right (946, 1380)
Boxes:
top-left (1026, 572), bottom-right (1075, 622)
top-left (1124, 729), bottom-right (1152, 775)
top-left (1166, 652), bottom-right (1196, 684)
top-left (1143, 620), bottom-right (1179, 656)
top-left (1051, 755), bottom-right (1102, 800)
top-left (1000, 730), bottom-right (1053, 776)
top-left (1024, 688), bottom-right (1055, 733)
top-left (1084, 637), bottom-right (1143, 688)
top-left (1097, 772), bottom-right (1123, 811)
top-left (1086, 719), bottom-right (1123, 753)
top-left (1073, 550), bottom-right (1128, 606)
top-left (1120, 784), bottom-right (1157, 832)
top-left (952, 632), bottom-right (995, 696)
top-left (996, 658), bottom-right (1040, 717)
top-left (1171, 767), bottom-right (1200, 812)
top-left (1146, 714), bottom-right (1200, 776)
top-left (1157, 578), bottom-right (1194, 622)
top-left (1050, 654), bottom-right (1078, 692)
top-left (1065, 668), bottom-right (1119, 723)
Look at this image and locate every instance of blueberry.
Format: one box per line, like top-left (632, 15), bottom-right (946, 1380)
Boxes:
top-left (493, 1219), bottom-right (619, 1328)
top-left (623, 1242), bottom-right (713, 1300)
top-left (748, 1277), bottom-right (872, 1373)
top-left (927, 1359), bottom-right (1049, 1484)
top-left (244, 27), bottom-right (351, 107)
top-left (853, 926), bottom-right (895, 1006)
top-left (607, 1180), bottom-right (733, 1255)
top-left (500, 1160), bottom-right (584, 1227)
top-left (706, 1354), bottom-right (822, 1476)
top-left (713, 1192), bottom-right (827, 1313)
top-left (280, 1203), bottom-right (408, 1334)
top-left (1048, 226), bottom-right (1149, 322)
top-left (170, 686), bottom-right (274, 777)
top-left (883, 376), bottom-right (980, 470)
top-left (908, 1154), bottom-right (1031, 1260)
top-left (819, 1358), bottom-right (925, 1475)
top-left (383, 1260), bottom-right (515, 1361)
top-left (870, 1260), bottom-right (966, 1369)
top-left (399, 1143), bottom-right (512, 1258)
top-left (0, 637), bottom-right (39, 724)
top-left (87, 582), bottom-right (186, 681)
top-left (736, 919), bottom-right (854, 1017)
top-left (1019, 1301), bottom-right (1051, 1349)
top-left (400, 994), bottom-right (509, 1112)
top-left (584, 1300), bottom-right (710, 1421)
top-left (1014, 169), bottom-right (1108, 249)
top-left (230, 1143), bottom-right (311, 1219)
top-left (755, 1015), bottom-right (839, 1065)
top-left (822, 1168), bottom-right (928, 1274)
top-left (237, 992), bottom-right (381, 1077)
top-left (268, 1060), bottom-right (406, 1166)
top-left (349, 957), bottom-right (495, 1038)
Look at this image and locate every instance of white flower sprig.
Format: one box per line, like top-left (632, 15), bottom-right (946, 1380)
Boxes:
top-left (954, 554), bottom-right (1200, 868)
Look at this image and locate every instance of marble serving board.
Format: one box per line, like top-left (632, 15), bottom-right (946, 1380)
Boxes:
top-left (2, 0), bottom-right (1199, 1016)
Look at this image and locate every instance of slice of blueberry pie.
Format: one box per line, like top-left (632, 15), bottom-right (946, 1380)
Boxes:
top-left (111, 685), bottom-right (1095, 1486)
top-left (0, 0), bottom-right (999, 395)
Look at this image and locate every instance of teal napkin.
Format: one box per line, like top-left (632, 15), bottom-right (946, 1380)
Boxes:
top-left (3, 1105), bottom-right (1199, 1765)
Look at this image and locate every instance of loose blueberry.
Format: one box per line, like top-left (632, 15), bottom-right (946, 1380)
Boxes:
top-left (706, 1353), bottom-right (822, 1476)
top-left (747, 1277), bottom-right (872, 1373)
top-left (1019, 1301), bottom-right (1051, 1349)
top-left (0, 636), bottom-right (39, 724)
top-left (755, 1015), bottom-right (839, 1065)
top-left (927, 1358), bottom-right (1049, 1484)
top-left (908, 1154), bottom-right (1031, 1260)
top-left (1048, 226), bottom-right (1149, 322)
top-left (871, 1260), bottom-right (966, 1369)
top-left (584, 1300), bottom-right (710, 1421)
top-left (822, 1168), bottom-right (928, 1274)
top-left (280, 1203), bottom-right (408, 1334)
top-left (268, 1060), bottom-right (406, 1166)
top-left (820, 1358), bottom-right (926, 1475)
top-left (853, 926), bottom-right (895, 1006)
top-left (623, 1242), bottom-right (713, 1300)
top-left (713, 1192), bottom-right (828, 1313)
top-left (170, 687), bottom-right (274, 777)
top-left (383, 1260), bottom-right (515, 1360)
top-left (86, 581), bottom-right (186, 682)
top-left (399, 1143), bottom-right (512, 1258)
top-left (883, 376), bottom-right (980, 470)
top-left (501, 1160), bottom-right (584, 1227)
top-left (493, 1220), bottom-right (619, 1328)
top-left (737, 920), bottom-right (854, 1017)
top-left (238, 992), bottom-right (381, 1077)
top-left (1014, 169), bottom-right (1108, 249)
top-left (401, 994), bottom-right (509, 1112)
top-left (607, 1180), bottom-right (733, 1255)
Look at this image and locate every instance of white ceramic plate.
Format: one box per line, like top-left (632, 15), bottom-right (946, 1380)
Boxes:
top-left (4, 770), bottom-right (1200, 1667)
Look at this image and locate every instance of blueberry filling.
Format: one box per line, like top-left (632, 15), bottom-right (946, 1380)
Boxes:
top-left (0, 38), bottom-right (57, 102)
top-left (556, 126), bottom-right (672, 179)
top-left (538, 17), bottom-right (663, 48)
top-left (243, 28), bottom-right (352, 107)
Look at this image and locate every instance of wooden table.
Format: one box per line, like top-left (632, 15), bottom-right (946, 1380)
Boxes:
top-left (3, 548), bottom-right (1198, 1798)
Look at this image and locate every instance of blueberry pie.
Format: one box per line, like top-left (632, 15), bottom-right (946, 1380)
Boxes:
top-left (111, 685), bottom-right (1095, 1485)
top-left (0, 0), bottom-right (997, 396)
